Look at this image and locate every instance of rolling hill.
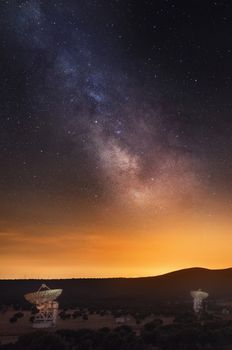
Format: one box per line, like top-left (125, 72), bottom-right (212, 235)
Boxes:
top-left (1, 267), bottom-right (232, 308)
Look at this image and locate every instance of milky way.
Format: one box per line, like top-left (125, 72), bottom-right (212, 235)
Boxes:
top-left (1, 1), bottom-right (232, 277)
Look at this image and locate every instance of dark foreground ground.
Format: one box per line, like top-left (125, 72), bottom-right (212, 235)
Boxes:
top-left (1, 301), bottom-right (232, 349)
top-left (1, 314), bottom-right (232, 350)
top-left (2, 268), bottom-right (232, 349)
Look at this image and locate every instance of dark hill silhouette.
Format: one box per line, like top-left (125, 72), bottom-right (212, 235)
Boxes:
top-left (1, 267), bottom-right (232, 307)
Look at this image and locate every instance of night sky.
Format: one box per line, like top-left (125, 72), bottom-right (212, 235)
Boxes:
top-left (1, 0), bottom-right (232, 278)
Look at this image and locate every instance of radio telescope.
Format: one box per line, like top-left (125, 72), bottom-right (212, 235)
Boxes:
top-left (24, 284), bottom-right (62, 328)
top-left (191, 289), bottom-right (208, 313)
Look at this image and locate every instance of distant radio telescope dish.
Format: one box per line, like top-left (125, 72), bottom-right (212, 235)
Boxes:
top-left (24, 284), bottom-right (62, 328)
top-left (190, 289), bottom-right (208, 313)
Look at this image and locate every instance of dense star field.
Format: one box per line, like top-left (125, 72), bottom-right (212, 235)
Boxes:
top-left (1, 0), bottom-right (232, 278)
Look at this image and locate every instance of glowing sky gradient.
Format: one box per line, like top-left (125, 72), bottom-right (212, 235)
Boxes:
top-left (1, 1), bottom-right (232, 278)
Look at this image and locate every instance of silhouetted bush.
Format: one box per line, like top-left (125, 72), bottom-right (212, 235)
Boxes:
top-left (144, 319), bottom-right (163, 331)
top-left (72, 310), bottom-right (81, 318)
top-left (9, 316), bottom-right (17, 323)
top-left (16, 332), bottom-right (67, 350)
top-left (59, 311), bottom-right (71, 320)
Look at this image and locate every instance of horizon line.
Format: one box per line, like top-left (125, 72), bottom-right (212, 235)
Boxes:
top-left (1, 266), bottom-right (232, 281)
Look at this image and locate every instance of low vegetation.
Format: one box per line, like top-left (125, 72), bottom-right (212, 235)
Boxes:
top-left (2, 315), bottom-right (232, 350)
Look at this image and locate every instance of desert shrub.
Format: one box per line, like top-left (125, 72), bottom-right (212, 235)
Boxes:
top-left (9, 316), bottom-right (17, 323)
top-left (59, 311), bottom-right (71, 320)
top-left (72, 310), bottom-right (81, 319)
top-left (144, 319), bottom-right (163, 331)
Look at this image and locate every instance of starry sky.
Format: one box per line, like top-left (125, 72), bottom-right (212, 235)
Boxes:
top-left (1, 0), bottom-right (232, 278)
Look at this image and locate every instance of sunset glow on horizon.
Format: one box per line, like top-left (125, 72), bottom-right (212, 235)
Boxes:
top-left (1, 204), bottom-right (232, 279)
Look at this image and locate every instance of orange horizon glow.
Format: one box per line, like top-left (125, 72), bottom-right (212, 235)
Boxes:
top-left (1, 201), bottom-right (232, 279)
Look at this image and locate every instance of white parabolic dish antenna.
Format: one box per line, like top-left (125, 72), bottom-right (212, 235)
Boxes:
top-left (25, 285), bottom-right (62, 304)
top-left (190, 289), bottom-right (208, 313)
top-left (24, 284), bottom-right (62, 328)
